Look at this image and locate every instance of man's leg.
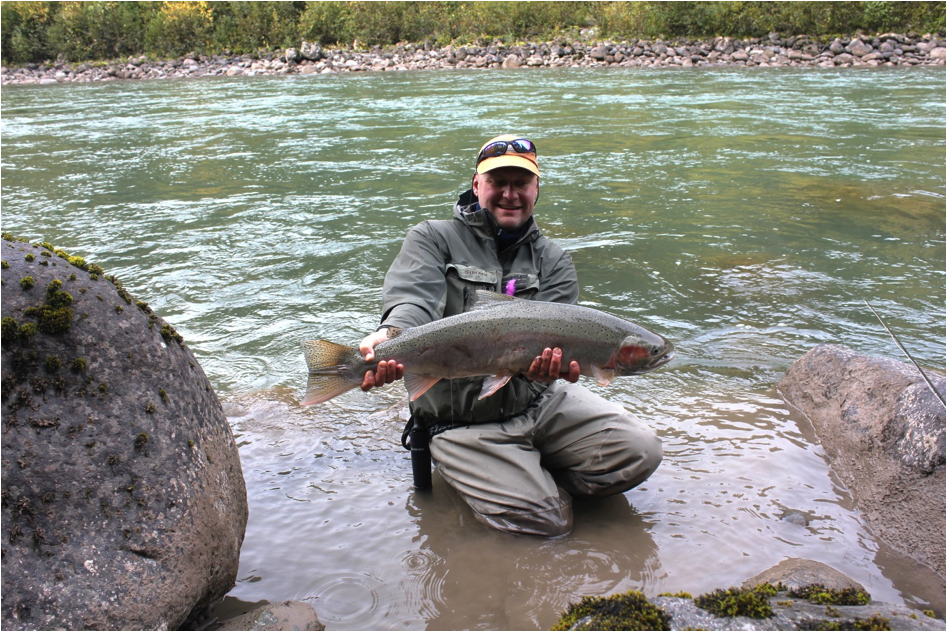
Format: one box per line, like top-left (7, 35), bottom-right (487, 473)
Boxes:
top-left (429, 416), bottom-right (573, 537)
top-left (532, 382), bottom-right (663, 498)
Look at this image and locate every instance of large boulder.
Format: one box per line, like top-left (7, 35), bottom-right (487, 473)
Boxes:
top-left (777, 344), bottom-right (945, 578)
top-left (1, 236), bottom-right (248, 630)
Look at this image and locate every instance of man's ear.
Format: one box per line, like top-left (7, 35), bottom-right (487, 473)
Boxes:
top-left (471, 172), bottom-right (481, 196)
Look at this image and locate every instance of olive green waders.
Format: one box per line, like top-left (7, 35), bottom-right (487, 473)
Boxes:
top-left (429, 382), bottom-right (662, 537)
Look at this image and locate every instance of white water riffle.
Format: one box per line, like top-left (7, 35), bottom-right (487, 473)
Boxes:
top-left (2, 67), bottom-right (944, 629)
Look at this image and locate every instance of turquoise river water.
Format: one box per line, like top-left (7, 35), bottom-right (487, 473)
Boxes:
top-left (1, 67), bottom-right (945, 630)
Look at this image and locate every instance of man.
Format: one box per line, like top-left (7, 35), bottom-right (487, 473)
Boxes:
top-left (358, 134), bottom-right (662, 536)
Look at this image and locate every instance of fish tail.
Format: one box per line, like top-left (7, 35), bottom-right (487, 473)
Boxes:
top-left (301, 340), bottom-right (362, 405)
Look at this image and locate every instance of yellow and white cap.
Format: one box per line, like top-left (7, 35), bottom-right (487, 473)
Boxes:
top-left (475, 134), bottom-right (539, 177)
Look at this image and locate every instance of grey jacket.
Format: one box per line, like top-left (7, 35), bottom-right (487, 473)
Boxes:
top-left (380, 189), bottom-right (579, 425)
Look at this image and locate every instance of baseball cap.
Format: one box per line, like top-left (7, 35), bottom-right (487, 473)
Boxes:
top-left (475, 134), bottom-right (540, 177)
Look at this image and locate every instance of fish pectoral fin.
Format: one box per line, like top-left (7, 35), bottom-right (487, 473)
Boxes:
top-left (403, 373), bottom-right (441, 401)
top-left (591, 365), bottom-right (616, 387)
top-left (477, 373), bottom-right (513, 400)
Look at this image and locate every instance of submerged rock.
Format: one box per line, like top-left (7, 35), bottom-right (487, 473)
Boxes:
top-left (0, 236), bottom-right (248, 630)
top-left (777, 344), bottom-right (945, 579)
top-left (214, 601), bottom-right (325, 631)
top-left (742, 558), bottom-right (864, 592)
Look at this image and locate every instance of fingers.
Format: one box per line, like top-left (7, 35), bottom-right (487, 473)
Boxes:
top-left (359, 330), bottom-right (390, 363)
top-left (360, 360), bottom-right (405, 392)
top-left (526, 348), bottom-right (578, 384)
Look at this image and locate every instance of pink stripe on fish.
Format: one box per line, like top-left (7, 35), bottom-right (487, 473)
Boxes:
top-left (505, 279), bottom-right (516, 296)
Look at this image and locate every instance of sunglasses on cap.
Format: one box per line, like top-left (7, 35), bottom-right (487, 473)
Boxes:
top-left (476, 139), bottom-right (537, 165)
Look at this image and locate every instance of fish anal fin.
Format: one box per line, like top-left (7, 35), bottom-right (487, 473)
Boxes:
top-left (591, 365), bottom-right (616, 387)
top-left (478, 373), bottom-right (513, 400)
top-left (404, 373), bottom-right (441, 401)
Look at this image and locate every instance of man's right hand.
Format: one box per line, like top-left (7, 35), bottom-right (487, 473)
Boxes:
top-left (359, 330), bottom-right (405, 391)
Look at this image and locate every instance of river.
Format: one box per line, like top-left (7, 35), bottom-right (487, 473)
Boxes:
top-left (1, 67), bottom-right (944, 630)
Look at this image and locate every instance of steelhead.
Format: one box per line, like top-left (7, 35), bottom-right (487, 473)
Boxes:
top-left (302, 290), bottom-right (673, 405)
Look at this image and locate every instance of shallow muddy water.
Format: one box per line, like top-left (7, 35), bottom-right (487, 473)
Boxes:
top-left (2, 66), bottom-right (944, 629)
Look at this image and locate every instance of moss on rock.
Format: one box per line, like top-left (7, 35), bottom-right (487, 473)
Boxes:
top-left (693, 583), bottom-right (779, 619)
top-left (788, 584), bottom-right (871, 606)
top-left (552, 590), bottom-right (671, 631)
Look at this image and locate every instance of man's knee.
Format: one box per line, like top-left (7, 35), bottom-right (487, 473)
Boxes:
top-left (564, 422), bottom-right (662, 497)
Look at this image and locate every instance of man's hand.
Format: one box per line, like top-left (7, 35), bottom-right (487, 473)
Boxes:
top-left (525, 347), bottom-right (580, 384)
top-left (359, 330), bottom-right (405, 391)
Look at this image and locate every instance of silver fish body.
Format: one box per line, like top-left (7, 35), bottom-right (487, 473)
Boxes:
top-left (302, 290), bottom-right (673, 405)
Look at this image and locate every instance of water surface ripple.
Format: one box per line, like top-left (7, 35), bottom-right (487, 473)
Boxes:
top-left (2, 67), bottom-right (944, 629)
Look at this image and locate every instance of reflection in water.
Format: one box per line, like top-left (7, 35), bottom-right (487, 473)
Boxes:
top-left (406, 483), bottom-right (660, 630)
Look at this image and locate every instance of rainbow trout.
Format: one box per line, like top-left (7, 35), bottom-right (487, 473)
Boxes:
top-left (302, 290), bottom-right (673, 405)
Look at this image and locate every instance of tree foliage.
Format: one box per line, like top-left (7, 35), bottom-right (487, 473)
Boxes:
top-left (2, 1), bottom-right (944, 64)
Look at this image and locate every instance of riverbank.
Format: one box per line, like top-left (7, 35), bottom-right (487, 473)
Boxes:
top-left (2, 32), bottom-right (944, 85)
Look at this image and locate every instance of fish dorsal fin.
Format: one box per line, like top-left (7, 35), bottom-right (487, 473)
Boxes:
top-left (467, 289), bottom-right (519, 312)
top-left (591, 365), bottom-right (616, 387)
top-left (386, 326), bottom-right (404, 339)
top-left (477, 373), bottom-right (513, 400)
top-left (403, 373), bottom-right (441, 401)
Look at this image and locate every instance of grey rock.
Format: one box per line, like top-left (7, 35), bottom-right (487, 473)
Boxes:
top-left (215, 601), bottom-right (324, 631)
top-left (931, 47), bottom-right (947, 59)
top-left (830, 39), bottom-right (845, 54)
top-left (0, 238), bottom-right (248, 630)
top-left (778, 344), bottom-right (945, 578)
top-left (299, 41), bottom-right (322, 61)
top-left (589, 45), bottom-right (609, 61)
top-left (847, 39), bottom-right (874, 57)
top-left (652, 594), bottom-right (944, 631)
top-left (501, 54), bottom-right (521, 68)
top-left (742, 558), bottom-right (864, 592)
top-left (732, 50), bottom-right (749, 61)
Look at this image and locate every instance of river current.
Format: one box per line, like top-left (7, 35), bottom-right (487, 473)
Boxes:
top-left (2, 67), bottom-right (944, 629)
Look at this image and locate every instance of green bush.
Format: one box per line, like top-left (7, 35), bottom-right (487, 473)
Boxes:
top-left (1, 1), bottom-right (944, 65)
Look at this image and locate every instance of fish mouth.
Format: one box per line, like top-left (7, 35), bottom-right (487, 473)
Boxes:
top-left (648, 350), bottom-right (674, 370)
top-left (645, 342), bottom-right (675, 371)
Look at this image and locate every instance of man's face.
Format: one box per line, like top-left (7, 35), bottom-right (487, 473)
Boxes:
top-left (472, 167), bottom-right (539, 232)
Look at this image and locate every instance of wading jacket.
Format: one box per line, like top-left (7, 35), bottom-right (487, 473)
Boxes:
top-left (380, 189), bottom-right (579, 426)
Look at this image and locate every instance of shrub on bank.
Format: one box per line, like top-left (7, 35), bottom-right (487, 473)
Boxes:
top-left (2, 1), bottom-right (944, 65)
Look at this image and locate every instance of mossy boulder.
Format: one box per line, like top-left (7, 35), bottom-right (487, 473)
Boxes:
top-left (1, 237), bottom-right (248, 630)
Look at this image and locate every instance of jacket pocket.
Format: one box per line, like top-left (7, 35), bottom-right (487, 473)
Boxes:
top-left (445, 263), bottom-right (500, 315)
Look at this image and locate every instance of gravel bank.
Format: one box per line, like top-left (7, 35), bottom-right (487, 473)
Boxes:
top-left (3, 32), bottom-right (945, 85)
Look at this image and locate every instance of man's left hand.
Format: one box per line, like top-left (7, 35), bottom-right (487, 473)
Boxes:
top-left (525, 347), bottom-right (580, 384)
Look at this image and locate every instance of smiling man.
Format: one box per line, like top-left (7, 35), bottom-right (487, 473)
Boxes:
top-left (357, 134), bottom-right (662, 536)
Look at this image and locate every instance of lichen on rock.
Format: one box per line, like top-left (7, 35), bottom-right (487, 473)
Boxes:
top-left (1, 235), bottom-right (248, 631)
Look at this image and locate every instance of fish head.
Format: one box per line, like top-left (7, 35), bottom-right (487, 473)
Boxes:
top-left (614, 331), bottom-right (674, 375)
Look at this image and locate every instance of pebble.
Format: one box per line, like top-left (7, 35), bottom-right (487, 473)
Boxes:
top-left (2, 33), bottom-right (944, 85)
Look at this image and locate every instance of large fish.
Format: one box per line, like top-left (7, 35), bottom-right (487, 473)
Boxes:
top-left (302, 290), bottom-right (673, 405)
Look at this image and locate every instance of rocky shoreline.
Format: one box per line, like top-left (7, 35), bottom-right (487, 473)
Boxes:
top-left (2, 32), bottom-right (944, 85)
